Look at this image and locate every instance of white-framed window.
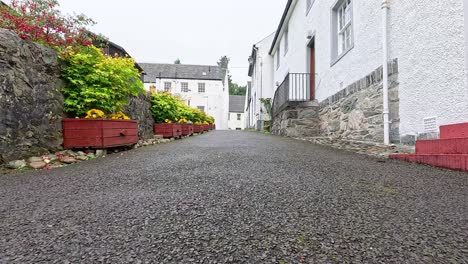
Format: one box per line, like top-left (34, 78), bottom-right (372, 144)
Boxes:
top-left (164, 82), bottom-right (171, 92)
top-left (332, 0), bottom-right (353, 62)
top-left (237, 114), bottom-right (241, 121)
top-left (284, 27), bottom-right (289, 55)
top-left (276, 47), bottom-right (280, 69)
top-left (181, 82), bottom-right (189, 92)
top-left (198, 83), bottom-right (206, 93)
top-left (306, 0), bottom-right (315, 14)
top-left (197, 106), bottom-right (205, 112)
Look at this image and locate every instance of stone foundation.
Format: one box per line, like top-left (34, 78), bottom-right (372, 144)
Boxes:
top-left (272, 60), bottom-right (400, 144)
top-left (271, 101), bottom-right (320, 137)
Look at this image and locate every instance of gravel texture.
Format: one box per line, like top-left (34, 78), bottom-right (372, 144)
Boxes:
top-left (1, 131), bottom-right (468, 263)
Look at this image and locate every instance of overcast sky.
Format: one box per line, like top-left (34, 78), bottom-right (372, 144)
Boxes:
top-left (58, 0), bottom-right (286, 85)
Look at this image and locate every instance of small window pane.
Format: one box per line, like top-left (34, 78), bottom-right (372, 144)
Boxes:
top-left (198, 83), bottom-right (205, 93)
top-left (164, 82), bottom-right (171, 92)
top-left (197, 106), bottom-right (205, 112)
top-left (181, 82), bottom-right (189, 92)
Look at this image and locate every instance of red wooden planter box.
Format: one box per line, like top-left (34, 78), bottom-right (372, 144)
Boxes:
top-left (194, 124), bottom-right (203, 133)
top-left (154, 123), bottom-right (182, 138)
top-left (181, 124), bottom-right (194, 136)
top-left (203, 124), bottom-right (209, 131)
top-left (63, 118), bottom-right (139, 149)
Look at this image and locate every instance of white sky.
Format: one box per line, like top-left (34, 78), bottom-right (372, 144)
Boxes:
top-left (58, 0), bottom-right (286, 86)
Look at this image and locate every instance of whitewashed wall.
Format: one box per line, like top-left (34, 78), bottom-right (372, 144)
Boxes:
top-left (144, 78), bottom-right (229, 130)
top-left (271, 0), bottom-right (468, 141)
top-left (389, 0), bottom-right (468, 137)
top-left (274, 0), bottom-right (383, 102)
top-left (228, 113), bottom-right (246, 130)
top-left (249, 33), bottom-right (275, 128)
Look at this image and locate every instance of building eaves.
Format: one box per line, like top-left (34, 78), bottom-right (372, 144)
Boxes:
top-left (269, 0), bottom-right (294, 55)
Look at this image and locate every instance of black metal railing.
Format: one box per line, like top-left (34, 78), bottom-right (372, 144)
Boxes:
top-left (272, 73), bottom-right (311, 117)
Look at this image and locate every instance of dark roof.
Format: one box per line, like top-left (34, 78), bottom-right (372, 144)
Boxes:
top-left (269, 0), bottom-right (293, 55)
top-left (140, 63), bottom-right (226, 82)
top-left (229, 95), bottom-right (246, 113)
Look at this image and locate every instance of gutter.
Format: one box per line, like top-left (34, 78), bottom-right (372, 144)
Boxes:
top-left (382, 0), bottom-right (390, 145)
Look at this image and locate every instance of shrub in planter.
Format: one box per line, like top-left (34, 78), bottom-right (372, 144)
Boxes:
top-left (151, 93), bottom-right (181, 138)
top-left (177, 118), bottom-right (193, 136)
top-left (61, 46), bottom-right (144, 117)
top-left (60, 46), bottom-right (145, 148)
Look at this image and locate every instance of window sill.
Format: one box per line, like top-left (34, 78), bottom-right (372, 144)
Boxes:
top-left (330, 44), bottom-right (354, 67)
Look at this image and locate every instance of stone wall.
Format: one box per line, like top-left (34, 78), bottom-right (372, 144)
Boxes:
top-left (123, 93), bottom-right (154, 139)
top-left (271, 101), bottom-right (320, 138)
top-left (318, 60), bottom-right (400, 143)
top-left (0, 29), bottom-right (64, 163)
top-left (272, 60), bottom-right (400, 144)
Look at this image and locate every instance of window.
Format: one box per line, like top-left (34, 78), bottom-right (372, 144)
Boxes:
top-left (284, 27), bottom-right (289, 55)
top-left (197, 106), bottom-right (205, 112)
top-left (307, 0), bottom-right (315, 14)
top-left (198, 83), bottom-right (206, 93)
top-left (164, 82), bottom-right (171, 92)
top-left (332, 0), bottom-right (353, 62)
top-left (181, 82), bottom-right (189, 93)
top-left (276, 47), bottom-right (280, 69)
top-left (237, 114), bottom-right (241, 121)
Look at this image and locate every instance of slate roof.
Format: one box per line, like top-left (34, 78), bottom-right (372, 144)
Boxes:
top-left (229, 96), bottom-right (246, 113)
top-left (140, 63), bottom-right (226, 82)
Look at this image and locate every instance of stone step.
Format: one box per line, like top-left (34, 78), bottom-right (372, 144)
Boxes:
top-left (416, 138), bottom-right (468, 154)
top-left (390, 154), bottom-right (468, 172)
top-left (440, 122), bottom-right (468, 139)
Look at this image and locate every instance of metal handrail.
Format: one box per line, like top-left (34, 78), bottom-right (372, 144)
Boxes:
top-left (272, 73), bottom-right (311, 117)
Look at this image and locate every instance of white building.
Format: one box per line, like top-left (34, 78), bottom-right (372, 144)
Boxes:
top-left (246, 32), bottom-right (276, 130)
top-left (261, 0), bottom-right (468, 145)
top-left (140, 63), bottom-right (229, 130)
top-left (228, 96), bottom-right (246, 130)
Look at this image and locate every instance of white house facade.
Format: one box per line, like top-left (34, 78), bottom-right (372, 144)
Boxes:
top-left (228, 96), bottom-right (246, 130)
top-left (246, 33), bottom-right (275, 130)
top-left (263, 0), bottom-right (468, 145)
top-left (140, 63), bottom-right (230, 130)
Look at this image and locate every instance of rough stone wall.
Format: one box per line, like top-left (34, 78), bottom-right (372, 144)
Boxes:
top-left (0, 29), bottom-right (64, 163)
top-left (272, 60), bottom-right (400, 144)
top-left (123, 93), bottom-right (154, 139)
top-left (271, 101), bottom-right (321, 138)
top-left (318, 60), bottom-right (400, 143)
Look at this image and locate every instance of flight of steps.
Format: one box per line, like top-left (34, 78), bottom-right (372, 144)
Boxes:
top-left (390, 122), bottom-right (468, 172)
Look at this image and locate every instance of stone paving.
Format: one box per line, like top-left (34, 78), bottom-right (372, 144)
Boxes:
top-left (0, 131), bottom-right (467, 263)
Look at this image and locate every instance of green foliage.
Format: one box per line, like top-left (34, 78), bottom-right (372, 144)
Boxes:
top-left (174, 58), bottom-right (181, 64)
top-left (229, 82), bottom-right (247, 96)
top-left (260, 98), bottom-right (272, 120)
top-left (151, 92), bottom-right (215, 124)
top-left (61, 45), bottom-right (145, 117)
top-left (176, 100), bottom-right (194, 121)
top-left (150, 92), bottom-right (180, 123)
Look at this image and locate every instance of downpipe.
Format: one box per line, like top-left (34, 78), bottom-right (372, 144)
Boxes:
top-left (382, 0), bottom-right (390, 145)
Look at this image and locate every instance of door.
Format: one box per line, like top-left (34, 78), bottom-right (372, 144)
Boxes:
top-left (310, 43), bottom-right (315, 100)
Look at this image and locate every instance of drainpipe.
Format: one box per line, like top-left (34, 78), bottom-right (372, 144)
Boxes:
top-left (382, 0), bottom-right (390, 145)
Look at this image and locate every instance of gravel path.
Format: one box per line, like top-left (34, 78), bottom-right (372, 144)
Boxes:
top-left (1, 131), bottom-right (468, 263)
